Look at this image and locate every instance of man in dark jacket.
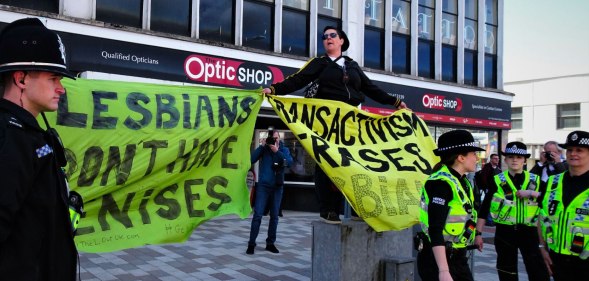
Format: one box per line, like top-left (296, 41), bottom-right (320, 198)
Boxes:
top-left (530, 140), bottom-right (568, 184)
top-left (246, 129), bottom-right (293, 255)
top-left (0, 18), bottom-right (79, 280)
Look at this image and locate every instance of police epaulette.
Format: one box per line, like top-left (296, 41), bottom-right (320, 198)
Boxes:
top-left (7, 116), bottom-right (23, 128)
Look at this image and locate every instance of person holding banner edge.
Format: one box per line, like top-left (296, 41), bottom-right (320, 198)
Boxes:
top-left (475, 141), bottom-right (549, 281)
top-left (246, 129), bottom-right (293, 254)
top-left (0, 18), bottom-right (80, 280)
top-left (416, 130), bottom-right (483, 281)
top-left (262, 26), bottom-right (408, 224)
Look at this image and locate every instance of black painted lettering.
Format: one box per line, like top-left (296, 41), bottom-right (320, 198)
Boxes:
top-left (77, 146), bottom-right (104, 187)
top-left (206, 176), bottom-right (231, 211)
top-left (156, 94), bottom-right (180, 129)
top-left (92, 91), bottom-right (118, 129)
top-left (138, 189), bottom-right (155, 224)
top-left (57, 94), bottom-right (87, 128)
top-left (100, 144), bottom-right (136, 186)
top-left (218, 96), bottom-right (238, 127)
top-left (124, 92), bottom-right (152, 130)
top-left (143, 140), bottom-right (168, 176)
top-left (184, 179), bottom-right (205, 217)
top-left (98, 192), bottom-right (134, 230)
top-left (154, 184), bottom-right (181, 220)
top-left (221, 135), bottom-right (238, 169)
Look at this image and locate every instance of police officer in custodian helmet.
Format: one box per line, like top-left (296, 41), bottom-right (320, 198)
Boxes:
top-left (0, 18), bottom-right (81, 280)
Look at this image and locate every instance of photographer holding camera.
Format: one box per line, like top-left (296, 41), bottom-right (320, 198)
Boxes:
top-left (530, 141), bottom-right (568, 184)
top-left (246, 129), bottom-right (293, 255)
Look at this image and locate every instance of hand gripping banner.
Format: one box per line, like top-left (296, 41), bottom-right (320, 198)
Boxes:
top-left (48, 79), bottom-right (262, 253)
top-left (267, 95), bottom-right (439, 231)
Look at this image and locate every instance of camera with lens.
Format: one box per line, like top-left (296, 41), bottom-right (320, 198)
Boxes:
top-left (265, 127), bottom-right (276, 146)
top-left (544, 151), bottom-right (554, 162)
top-left (266, 134), bottom-right (275, 146)
top-left (272, 159), bottom-right (286, 170)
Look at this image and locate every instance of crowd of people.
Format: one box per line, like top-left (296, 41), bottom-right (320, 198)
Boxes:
top-left (1, 17), bottom-right (587, 281)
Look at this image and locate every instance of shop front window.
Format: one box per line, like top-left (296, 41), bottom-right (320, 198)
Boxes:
top-left (253, 130), bottom-right (316, 183)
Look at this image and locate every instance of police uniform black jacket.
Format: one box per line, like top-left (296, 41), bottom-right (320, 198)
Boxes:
top-left (0, 99), bottom-right (77, 280)
top-left (270, 55), bottom-right (402, 107)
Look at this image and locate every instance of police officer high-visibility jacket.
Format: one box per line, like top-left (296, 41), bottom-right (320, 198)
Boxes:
top-left (420, 165), bottom-right (478, 249)
top-left (490, 171), bottom-right (541, 226)
top-left (541, 173), bottom-right (589, 259)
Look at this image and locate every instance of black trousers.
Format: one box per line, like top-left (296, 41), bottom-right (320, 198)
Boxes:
top-left (494, 224), bottom-right (549, 281)
top-left (314, 166), bottom-right (342, 215)
top-left (549, 251), bottom-right (589, 281)
top-left (417, 246), bottom-right (473, 281)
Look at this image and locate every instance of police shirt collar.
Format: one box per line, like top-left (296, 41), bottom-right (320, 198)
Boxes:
top-left (0, 98), bottom-right (44, 131)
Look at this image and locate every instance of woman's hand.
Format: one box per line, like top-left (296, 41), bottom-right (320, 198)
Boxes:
top-left (438, 270), bottom-right (453, 281)
top-left (539, 247), bottom-right (553, 276)
top-left (475, 235), bottom-right (484, 252)
top-left (516, 190), bottom-right (539, 199)
top-left (397, 101), bottom-right (409, 110)
top-left (262, 88), bottom-right (272, 95)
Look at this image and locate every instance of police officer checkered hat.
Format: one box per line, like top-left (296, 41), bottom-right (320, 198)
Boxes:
top-left (500, 141), bottom-right (531, 158)
top-left (433, 130), bottom-right (485, 156)
top-left (0, 18), bottom-right (75, 79)
top-left (559, 130), bottom-right (589, 149)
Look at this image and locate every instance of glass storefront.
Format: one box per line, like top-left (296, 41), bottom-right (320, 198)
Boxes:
top-left (252, 124), bottom-right (500, 185)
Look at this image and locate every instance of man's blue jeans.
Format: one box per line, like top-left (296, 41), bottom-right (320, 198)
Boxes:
top-left (248, 183), bottom-right (283, 246)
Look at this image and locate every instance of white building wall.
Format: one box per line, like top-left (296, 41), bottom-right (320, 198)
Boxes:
top-left (505, 74), bottom-right (589, 162)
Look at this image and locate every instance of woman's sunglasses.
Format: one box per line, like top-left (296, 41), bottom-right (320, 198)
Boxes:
top-left (321, 32), bottom-right (339, 40)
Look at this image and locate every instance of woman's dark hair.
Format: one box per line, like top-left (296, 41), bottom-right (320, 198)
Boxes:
top-left (432, 152), bottom-right (470, 172)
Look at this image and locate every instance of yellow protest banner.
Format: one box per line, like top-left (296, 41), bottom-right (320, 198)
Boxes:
top-left (267, 96), bottom-right (439, 231)
top-left (49, 79), bottom-right (262, 253)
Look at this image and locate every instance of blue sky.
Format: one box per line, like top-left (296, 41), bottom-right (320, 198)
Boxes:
top-left (504, 0), bottom-right (589, 82)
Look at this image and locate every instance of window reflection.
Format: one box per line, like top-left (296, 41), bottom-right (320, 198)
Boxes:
top-left (199, 0), bottom-right (235, 44)
top-left (0, 0), bottom-right (58, 13)
top-left (318, 0), bottom-right (341, 18)
top-left (418, 40), bottom-right (434, 79)
top-left (364, 0), bottom-right (385, 69)
top-left (282, 9), bottom-right (309, 56)
top-left (284, 0), bottom-right (309, 10)
top-left (364, 28), bottom-right (384, 69)
top-left (96, 0), bottom-right (142, 28)
top-left (464, 50), bottom-right (478, 85)
top-left (243, 1), bottom-right (274, 51)
top-left (151, 0), bottom-right (191, 36)
top-left (392, 34), bottom-right (410, 74)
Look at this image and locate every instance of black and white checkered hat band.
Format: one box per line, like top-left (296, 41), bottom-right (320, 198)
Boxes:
top-left (579, 138), bottom-right (589, 145)
top-left (437, 142), bottom-right (478, 152)
top-left (504, 147), bottom-right (527, 155)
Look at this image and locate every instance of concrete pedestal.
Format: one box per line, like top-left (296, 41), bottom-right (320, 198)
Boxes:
top-left (311, 220), bottom-right (414, 281)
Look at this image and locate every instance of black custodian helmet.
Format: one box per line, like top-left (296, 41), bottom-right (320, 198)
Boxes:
top-left (0, 18), bottom-right (75, 79)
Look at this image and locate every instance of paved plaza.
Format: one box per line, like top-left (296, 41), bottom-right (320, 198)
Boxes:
top-left (79, 211), bottom-right (529, 281)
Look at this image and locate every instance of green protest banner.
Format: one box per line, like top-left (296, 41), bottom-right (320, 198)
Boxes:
top-left (48, 79), bottom-right (262, 253)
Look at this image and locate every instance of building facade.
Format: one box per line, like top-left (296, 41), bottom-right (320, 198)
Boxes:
top-left (505, 73), bottom-right (589, 167)
top-left (0, 0), bottom-right (509, 211)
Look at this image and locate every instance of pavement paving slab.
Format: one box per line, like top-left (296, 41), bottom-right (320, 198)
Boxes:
top-left (79, 211), bottom-right (532, 281)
